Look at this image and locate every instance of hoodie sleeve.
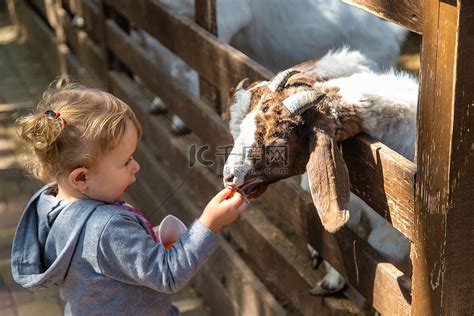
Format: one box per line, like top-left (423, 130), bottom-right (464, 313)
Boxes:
top-left (97, 214), bottom-right (220, 293)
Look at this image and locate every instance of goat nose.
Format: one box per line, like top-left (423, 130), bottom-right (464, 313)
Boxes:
top-left (224, 175), bottom-right (234, 184)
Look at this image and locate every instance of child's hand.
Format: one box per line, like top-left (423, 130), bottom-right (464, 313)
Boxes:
top-left (199, 188), bottom-right (249, 233)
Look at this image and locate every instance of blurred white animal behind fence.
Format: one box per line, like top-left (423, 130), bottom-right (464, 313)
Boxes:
top-left (132, 0), bottom-right (408, 133)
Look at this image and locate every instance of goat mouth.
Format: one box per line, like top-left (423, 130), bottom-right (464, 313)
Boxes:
top-left (237, 178), bottom-right (266, 199)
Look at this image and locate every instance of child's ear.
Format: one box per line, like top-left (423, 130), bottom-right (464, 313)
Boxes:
top-left (69, 167), bottom-right (89, 192)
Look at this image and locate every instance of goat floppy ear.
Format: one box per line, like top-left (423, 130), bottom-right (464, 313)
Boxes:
top-left (306, 127), bottom-right (350, 233)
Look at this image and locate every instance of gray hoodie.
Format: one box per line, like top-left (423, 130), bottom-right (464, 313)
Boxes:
top-left (11, 184), bottom-right (220, 315)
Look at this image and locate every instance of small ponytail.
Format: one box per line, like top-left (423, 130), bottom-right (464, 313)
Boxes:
top-left (19, 111), bottom-right (65, 152)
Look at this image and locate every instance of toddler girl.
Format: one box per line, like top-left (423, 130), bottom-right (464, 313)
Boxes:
top-left (11, 79), bottom-right (248, 315)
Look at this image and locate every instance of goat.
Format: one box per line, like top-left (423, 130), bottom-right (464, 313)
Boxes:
top-left (139, 0), bottom-right (408, 133)
top-left (222, 48), bottom-right (417, 295)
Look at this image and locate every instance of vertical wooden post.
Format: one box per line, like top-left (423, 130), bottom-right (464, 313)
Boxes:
top-left (195, 0), bottom-right (221, 115)
top-left (412, 0), bottom-right (474, 314)
top-left (195, 0), bottom-right (227, 171)
top-left (97, 1), bottom-right (131, 90)
top-left (96, 0), bottom-right (109, 89)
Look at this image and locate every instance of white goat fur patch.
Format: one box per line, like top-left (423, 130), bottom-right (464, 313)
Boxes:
top-left (313, 47), bottom-right (379, 78)
top-left (224, 109), bottom-right (260, 185)
top-left (229, 89), bottom-right (252, 140)
top-left (318, 71), bottom-right (418, 160)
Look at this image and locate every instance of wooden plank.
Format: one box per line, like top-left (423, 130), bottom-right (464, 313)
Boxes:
top-left (19, 1), bottom-right (59, 77)
top-left (65, 0), bottom-right (83, 16)
top-left (104, 0), bottom-right (273, 91)
top-left (192, 264), bottom-right (241, 316)
top-left (62, 45), bottom-right (87, 82)
top-left (58, 8), bottom-right (106, 83)
top-left (412, 0), bottom-right (474, 315)
top-left (109, 70), bottom-right (410, 315)
top-left (195, 0), bottom-right (222, 115)
top-left (199, 241), bottom-right (286, 316)
top-left (62, 44), bottom-right (103, 87)
top-left (342, 135), bottom-right (416, 241)
top-left (343, 0), bottom-right (423, 34)
top-left (106, 20), bottom-right (230, 168)
top-left (259, 179), bottom-right (412, 314)
top-left (29, 0), bottom-right (48, 23)
top-left (80, 0), bottom-right (103, 44)
top-left (226, 203), bottom-right (363, 315)
top-left (195, 0), bottom-right (217, 35)
top-left (29, 0), bottom-right (59, 29)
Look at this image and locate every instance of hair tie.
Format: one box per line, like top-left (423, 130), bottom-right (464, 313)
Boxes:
top-left (44, 110), bottom-right (67, 125)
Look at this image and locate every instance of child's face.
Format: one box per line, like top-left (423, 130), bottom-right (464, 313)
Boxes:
top-left (86, 119), bottom-right (141, 203)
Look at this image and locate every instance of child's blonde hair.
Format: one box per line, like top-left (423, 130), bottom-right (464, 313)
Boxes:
top-left (18, 78), bottom-right (142, 182)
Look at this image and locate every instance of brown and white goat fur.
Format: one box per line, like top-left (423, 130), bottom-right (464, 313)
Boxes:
top-left (223, 48), bottom-right (417, 295)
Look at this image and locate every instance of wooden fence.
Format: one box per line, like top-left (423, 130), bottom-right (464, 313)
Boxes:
top-left (14, 0), bottom-right (473, 314)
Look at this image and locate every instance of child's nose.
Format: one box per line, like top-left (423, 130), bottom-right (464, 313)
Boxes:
top-left (132, 159), bottom-right (141, 174)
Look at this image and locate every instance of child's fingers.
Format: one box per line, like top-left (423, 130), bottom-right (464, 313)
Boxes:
top-left (224, 192), bottom-right (245, 208)
top-left (235, 199), bottom-right (249, 214)
top-left (213, 188), bottom-right (233, 203)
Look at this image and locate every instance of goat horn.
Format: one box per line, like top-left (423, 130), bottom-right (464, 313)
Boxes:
top-left (268, 69), bottom-right (300, 92)
top-left (283, 91), bottom-right (326, 116)
top-left (236, 78), bottom-right (249, 91)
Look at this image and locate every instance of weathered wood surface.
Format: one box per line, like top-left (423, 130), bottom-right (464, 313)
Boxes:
top-left (76, 0), bottom-right (103, 44)
top-left (195, 0), bottom-right (222, 115)
top-left (19, 1), bottom-right (60, 76)
top-left (109, 70), bottom-right (411, 315)
top-left (29, 0), bottom-right (48, 25)
top-left (109, 71), bottom-right (363, 315)
top-left (227, 204), bottom-right (363, 315)
top-left (412, 0), bottom-right (474, 315)
top-left (342, 135), bottom-right (416, 241)
top-left (61, 42), bottom-right (104, 88)
top-left (104, 0), bottom-right (273, 92)
top-left (261, 179), bottom-right (412, 314)
top-left (63, 0), bottom-right (83, 17)
top-left (343, 0), bottom-right (423, 34)
top-left (58, 8), bottom-right (105, 82)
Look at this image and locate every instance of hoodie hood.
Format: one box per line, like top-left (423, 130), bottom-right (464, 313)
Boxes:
top-left (11, 184), bottom-right (102, 289)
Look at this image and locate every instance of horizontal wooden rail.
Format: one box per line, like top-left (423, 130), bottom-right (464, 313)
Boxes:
top-left (104, 0), bottom-right (273, 90)
top-left (109, 70), bottom-right (411, 315)
top-left (343, 0), bottom-right (423, 34)
top-left (342, 135), bottom-right (416, 241)
top-left (106, 18), bottom-right (415, 241)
